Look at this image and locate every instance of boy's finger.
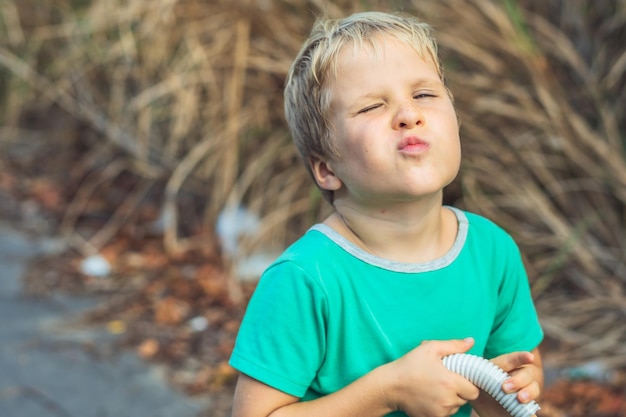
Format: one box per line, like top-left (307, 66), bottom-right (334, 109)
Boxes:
top-left (456, 379), bottom-right (480, 402)
top-left (492, 351), bottom-right (534, 372)
top-left (517, 382), bottom-right (541, 403)
top-left (503, 366), bottom-right (535, 393)
top-left (423, 337), bottom-right (475, 357)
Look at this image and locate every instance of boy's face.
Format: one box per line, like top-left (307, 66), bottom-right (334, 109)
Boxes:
top-left (315, 34), bottom-right (461, 208)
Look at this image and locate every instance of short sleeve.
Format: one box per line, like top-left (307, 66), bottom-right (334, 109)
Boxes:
top-left (484, 237), bottom-right (543, 358)
top-left (229, 260), bottom-right (327, 397)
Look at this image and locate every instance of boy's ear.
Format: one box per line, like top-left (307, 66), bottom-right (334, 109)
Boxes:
top-left (309, 156), bottom-right (342, 191)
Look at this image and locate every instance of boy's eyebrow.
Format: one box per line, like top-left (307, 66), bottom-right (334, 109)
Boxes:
top-left (352, 92), bottom-right (383, 102)
top-left (410, 78), bottom-right (445, 88)
top-left (351, 78), bottom-right (444, 101)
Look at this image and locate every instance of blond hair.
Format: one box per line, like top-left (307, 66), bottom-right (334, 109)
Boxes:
top-left (284, 11), bottom-right (445, 204)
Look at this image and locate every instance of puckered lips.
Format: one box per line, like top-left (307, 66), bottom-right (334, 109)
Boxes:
top-left (398, 136), bottom-right (429, 153)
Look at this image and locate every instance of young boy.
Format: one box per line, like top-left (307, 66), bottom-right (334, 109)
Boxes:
top-left (229, 11), bottom-right (544, 417)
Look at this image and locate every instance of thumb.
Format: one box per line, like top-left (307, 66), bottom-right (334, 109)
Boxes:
top-left (424, 337), bottom-right (475, 358)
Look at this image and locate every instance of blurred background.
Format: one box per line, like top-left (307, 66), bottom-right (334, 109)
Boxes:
top-left (0, 0), bottom-right (624, 416)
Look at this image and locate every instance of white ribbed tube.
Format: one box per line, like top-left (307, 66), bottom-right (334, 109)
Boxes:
top-left (442, 353), bottom-right (541, 417)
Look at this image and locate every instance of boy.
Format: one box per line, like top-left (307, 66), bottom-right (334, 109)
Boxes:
top-left (229, 11), bottom-right (543, 417)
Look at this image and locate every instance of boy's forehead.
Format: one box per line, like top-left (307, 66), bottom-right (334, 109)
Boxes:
top-left (331, 34), bottom-right (435, 76)
top-left (339, 33), bottom-right (399, 59)
top-left (346, 33), bottom-right (429, 59)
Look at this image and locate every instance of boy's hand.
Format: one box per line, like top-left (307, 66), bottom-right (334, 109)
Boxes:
top-left (383, 338), bottom-right (479, 417)
top-left (471, 348), bottom-right (543, 417)
top-left (491, 349), bottom-right (543, 404)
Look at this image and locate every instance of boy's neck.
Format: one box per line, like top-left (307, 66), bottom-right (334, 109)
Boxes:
top-left (323, 198), bottom-right (458, 264)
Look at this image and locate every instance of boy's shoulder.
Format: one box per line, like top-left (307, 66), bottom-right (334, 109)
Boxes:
top-left (460, 208), bottom-right (511, 235)
top-left (271, 225), bottom-right (338, 265)
top-left (450, 207), bottom-right (517, 248)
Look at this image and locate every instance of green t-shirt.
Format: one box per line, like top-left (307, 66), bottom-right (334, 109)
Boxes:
top-left (229, 208), bottom-right (543, 417)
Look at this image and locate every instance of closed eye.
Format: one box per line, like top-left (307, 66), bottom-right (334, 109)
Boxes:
top-left (414, 93), bottom-right (436, 99)
top-left (357, 104), bottom-right (383, 114)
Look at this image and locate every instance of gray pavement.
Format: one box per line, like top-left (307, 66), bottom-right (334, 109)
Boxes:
top-left (0, 224), bottom-right (209, 417)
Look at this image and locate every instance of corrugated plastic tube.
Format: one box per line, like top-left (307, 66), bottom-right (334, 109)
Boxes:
top-left (442, 353), bottom-right (541, 417)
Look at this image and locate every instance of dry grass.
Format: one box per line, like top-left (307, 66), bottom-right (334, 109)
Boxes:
top-left (1, 0), bottom-right (625, 369)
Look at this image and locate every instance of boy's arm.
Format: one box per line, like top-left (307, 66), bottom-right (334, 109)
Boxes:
top-left (232, 339), bottom-right (479, 417)
top-left (231, 368), bottom-right (392, 417)
top-left (470, 347), bottom-right (544, 417)
top-left (231, 374), bottom-right (298, 417)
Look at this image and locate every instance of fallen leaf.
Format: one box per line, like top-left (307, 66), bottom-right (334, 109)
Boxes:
top-left (137, 338), bottom-right (159, 359)
top-left (154, 296), bottom-right (190, 325)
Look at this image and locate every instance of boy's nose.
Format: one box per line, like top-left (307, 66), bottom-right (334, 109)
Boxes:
top-left (392, 101), bottom-right (424, 129)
